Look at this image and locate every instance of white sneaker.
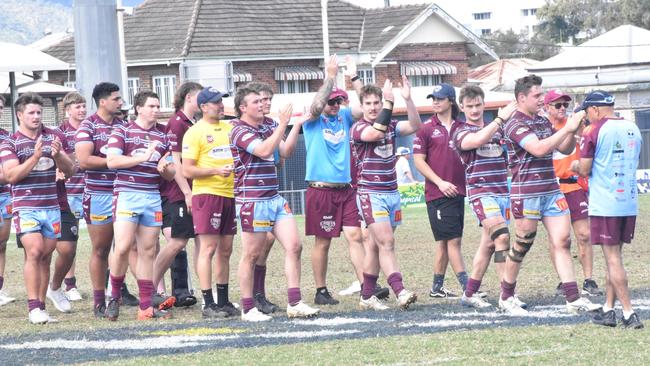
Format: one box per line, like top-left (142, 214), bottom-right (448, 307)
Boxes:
top-left (47, 285), bottom-right (72, 313)
top-left (461, 293), bottom-right (491, 309)
top-left (566, 297), bottom-right (602, 314)
top-left (499, 296), bottom-right (528, 315)
top-left (396, 289), bottom-right (417, 310)
top-left (359, 295), bottom-right (389, 311)
top-left (0, 289), bottom-right (16, 306)
top-left (338, 280), bottom-right (361, 296)
top-left (287, 300), bottom-right (320, 318)
top-left (28, 308), bottom-right (49, 324)
top-left (241, 307), bottom-right (272, 322)
top-left (65, 288), bottom-right (83, 302)
top-left (513, 294), bottom-right (528, 309)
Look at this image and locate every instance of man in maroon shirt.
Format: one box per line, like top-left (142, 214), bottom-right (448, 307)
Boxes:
top-left (153, 81), bottom-right (203, 307)
top-left (413, 83), bottom-right (468, 299)
top-left (0, 95), bottom-right (14, 307)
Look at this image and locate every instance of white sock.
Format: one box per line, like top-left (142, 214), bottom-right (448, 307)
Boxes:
top-left (623, 309), bottom-right (635, 319)
top-left (602, 305), bottom-right (613, 313)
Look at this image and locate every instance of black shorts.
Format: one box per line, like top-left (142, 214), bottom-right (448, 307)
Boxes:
top-left (426, 196), bottom-right (465, 241)
top-left (162, 198), bottom-right (195, 239)
top-left (59, 210), bottom-right (79, 242)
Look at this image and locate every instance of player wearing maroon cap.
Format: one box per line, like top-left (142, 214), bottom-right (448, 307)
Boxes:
top-left (501, 75), bottom-right (600, 314)
top-left (353, 77), bottom-right (421, 310)
top-left (0, 92), bottom-right (74, 324)
top-left (544, 89), bottom-right (601, 297)
top-left (105, 91), bottom-right (176, 321)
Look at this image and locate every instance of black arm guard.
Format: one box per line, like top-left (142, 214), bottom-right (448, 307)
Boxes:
top-left (373, 108), bottom-right (393, 132)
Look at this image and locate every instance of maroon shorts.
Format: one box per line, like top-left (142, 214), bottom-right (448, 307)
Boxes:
top-left (564, 189), bottom-right (589, 222)
top-left (192, 194), bottom-right (237, 236)
top-left (305, 186), bottom-right (360, 237)
top-left (589, 216), bottom-right (636, 245)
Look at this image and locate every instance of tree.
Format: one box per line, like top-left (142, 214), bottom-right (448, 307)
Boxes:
top-left (479, 29), bottom-right (560, 62)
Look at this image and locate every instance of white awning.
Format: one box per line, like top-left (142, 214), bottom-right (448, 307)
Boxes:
top-left (274, 66), bottom-right (324, 81)
top-left (400, 61), bottom-right (457, 76)
top-left (233, 71), bottom-right (252, 83)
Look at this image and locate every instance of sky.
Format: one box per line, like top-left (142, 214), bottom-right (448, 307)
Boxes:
top-left (44, 0), bottom-right (432, 9)
top-left (46, 0), bottom-right (145, 7)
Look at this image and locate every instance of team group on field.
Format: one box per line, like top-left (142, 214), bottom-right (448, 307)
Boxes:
top-left (0, 55), bottom-right (643, 328)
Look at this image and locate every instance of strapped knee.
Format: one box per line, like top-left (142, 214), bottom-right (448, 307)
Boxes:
top-left (494, 249), bottom-right (508, 263)
top-left (508, 231), bottom-right (536, 263)
top-left (489, 223), bottom-right (510, 241)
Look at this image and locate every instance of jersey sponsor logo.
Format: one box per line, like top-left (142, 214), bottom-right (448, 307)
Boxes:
top-left (394, 210), bottom-right (402, 223)
top-left (322, 128), bottom-right (346, 144)
top-left (52, 222), bottom-right (61, 234)
top-left (5, 204), bottom-right (12, 214)
top-left (555, 197), bottom-right (569, 211)
top-left (242, 133), bottom-right (255, 142)
top-left (76, 132), bottom-right (90, 139)
top-left (523, 209), bottom-right (540, 216)
top-left (283, 202), bottom-right (292, 214)
top-left (33, 157), bottom-right (55, 171)
top-left (155, 211), bottom-right (163, 222)
top-left (131, 148), bottom-right (161, 161)
top-left (90, 214), bottom-right (109, 222)
top-left (117, 210), bottom-right (137, 218)
top-left (99, 145), bottom-right (109, 155)
top-left (210, 213), bottom-right (222, 229)
top-left (208, 146), bottom-right (232, 160)
top-left (108, 137), bottom-right (118, 144)
top-left (373, 210), bottom-right (389, 218)
top-left (253, 220), bottom-right (271, 227)
top-left (20, 220), bottom-right (38, 229)
top-left (0, 150), bottom-right (12, 157)
top-left (320, 219), bottom-right (336, 232)
top-left (476, 144), bottom-right (503, 158)
top-left (515, 127), bottom-right (528, 135)
top-left (505, 208), bottom-right (511, 220)
top-left (373, 143), bottom-right (393, 159)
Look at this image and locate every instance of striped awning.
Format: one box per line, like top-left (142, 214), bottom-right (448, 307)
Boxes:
top-left (274, 66), bottom-right (324, 81)
top-left (233, 71), bottom-right (252, 83)
top-left (400, 61), bottom-right (457, 76)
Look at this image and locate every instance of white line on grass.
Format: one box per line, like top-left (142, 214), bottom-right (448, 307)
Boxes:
top-left (291, 317), bottom-right (379, 326)
top-left (399, 319), bottom-right (504, 328)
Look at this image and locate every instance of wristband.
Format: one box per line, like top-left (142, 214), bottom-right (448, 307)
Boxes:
top-left (350, 76), bottom-right (360, 82)
top-left (373, 108), bottom-right (392, 132)
top-left (493, 117), bottom-right (503, 126)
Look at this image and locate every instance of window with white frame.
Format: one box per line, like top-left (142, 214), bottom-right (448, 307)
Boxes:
top-left (64, 81), bottom-right (76, 89)
top-left (522, 8), bottom-right (537, 16)
top-left (356, 69), bottom-right (375, 85)
top-left (152, 75), bottom-right (176, 110)
top-left (126, 77), bottom-right (140, 107)
top-left (481, 29), bottom-right (492, 35)
top-left (407, 75), bottom-right (442, 87)
top-left (278, 80), bottom-right (309, 94)
top-left (473, 12), bottom-right (491, 20)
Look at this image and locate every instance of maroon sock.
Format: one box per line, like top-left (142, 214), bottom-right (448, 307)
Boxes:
top-left (562, 281), bottom-right (580, 302)
top-left (39, 301), bottom-right (46, 310)
top-left (27, 299), bottom-right (40, 312)
top-left (138, 279), bottom-right (155, 310)
top-left (465, 278), bottom-right (482, 297)
top-left (93, 289), bottom-right (106, 308)
top-left (387, 272), bottom-right (405, 296)
top-left (500, 280), bottom-right (516, 301)
top-left (287, 287), bottom-right (301, 306)
top-left (110, 274), bottom-right (125, 300)
top-left (253, 265), bottom-right (266, 296)
top-left (241, 297), bottom-right (255, 313)
top-left (64, 277), bottom-right (76, 291)
top-left (0, 275), bottom-right (4, 290)
top-left (361, 273), bottom-right (379, 300)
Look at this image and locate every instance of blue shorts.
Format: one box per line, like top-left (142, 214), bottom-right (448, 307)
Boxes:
top-left (83, 192), bottom-right (113, 225)
top-left (114, 191), bottom-right (163, 227)
top-left (0, 193), bottom-right (12, 221)
top-left (471, 196), bottom-right (510, 224)
top-left (237, 195), bottom-right (293, 233)
top-left (356, 191), bottom-right (402, 227)
top-left (511, 192), bottom-right (569, 220)
top-left (14, 209), bottom-right (61, 239)
top-left (67, 194), bottom-right (83, 220)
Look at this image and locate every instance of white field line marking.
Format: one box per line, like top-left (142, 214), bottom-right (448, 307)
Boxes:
top-left (291, 317), bottom-right (379, 326)
top-left (0, 329), bottom-right (360, 351)
top-left (399, 319), bottom-right (504, 328)
top-left (440, 310), bottom-right (573, 318)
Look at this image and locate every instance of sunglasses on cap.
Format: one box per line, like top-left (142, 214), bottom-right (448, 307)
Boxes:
top-left (553, 102), bottom-right (570, 109)
top-left (327, 98), bottom-right (343, 106)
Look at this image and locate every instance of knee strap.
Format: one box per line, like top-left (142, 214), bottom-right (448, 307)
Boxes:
top-left (509, 231), bottom-right (536, 262)
top-left (489, 223), bottom-right (510, 241)
top-left (494, 249), bottom-right (508, 263)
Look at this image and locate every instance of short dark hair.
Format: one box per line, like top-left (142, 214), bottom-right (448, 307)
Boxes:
top-left (133, 90), bottom-right (159, 116)
top-left (173, 81), bottom-right (202, 112)
top-left (514, 74), bottom-right (543, 100)
top-left (14, 92), bottom-right (44, 115)
top-left (359, 84), bottom-right (382, 103)
top-left (247, 82), bottom-right (274, 97)
top-left (92, 82), bottom-right (120, 107)
top-left (234, 86), bottom-right (259, 118)
top-left (459, 85), bottom-right (485, 105)
top-left (62, 92), bottom-right (86, 108)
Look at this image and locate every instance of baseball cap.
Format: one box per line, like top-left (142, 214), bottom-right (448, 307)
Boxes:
top-left (543, 89), bottom-right (571, 105)
top-left (197, 87), bottom-right (229, 107)
top-left (426, 83), bottom-right (455, 100)
top-left (396, 147), bottom-right (410, 155)
top-left (574, 90), bottom-right (615, 113)
top-left (329, 87), bottom-right (348, 101)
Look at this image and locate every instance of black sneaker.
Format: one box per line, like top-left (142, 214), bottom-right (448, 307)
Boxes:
top-left (592, 309), bottom-right (617, 327)
top-left (254, 293), bottom-right (278, 314)
top-left (94, 302), bottom-right (107, 318)
top-left (174, 290), bottom-right (197, 308)
top-left (121, 284), bottom-right (139, 307)
top-left (217, 302), bottom-right (240, 317)
top-left (555, 282), bottom-right (564, 297)
top-left (582, 279), bottom-right (603, 296)
top-left (621, 312), bottom-right (644, 329)
top-left (315, 288), bottom-right (340, 305)
top-left (202, 303), bottom-right (229, 319)
top-left (429, 287), bottom-right (458, 299)
top-left (374, 285), bottom-right (390, 300)
top-left (106, 298), bottom-right (120, 321)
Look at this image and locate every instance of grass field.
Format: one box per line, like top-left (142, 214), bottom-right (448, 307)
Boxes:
top-left (1, 195), bottom-right (649, 365)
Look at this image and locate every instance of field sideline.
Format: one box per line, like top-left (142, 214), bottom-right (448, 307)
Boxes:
top-left (0, 195), bottom-right (649, 365)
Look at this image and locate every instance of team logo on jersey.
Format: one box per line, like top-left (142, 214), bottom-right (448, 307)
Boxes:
top-left (210, 213), bottom-right (222, 229)
top-left (322, 129), bottom-right (346, 144)
top-left (154, 211), bottom-right (163, 223)
top-left (33, 157), bottom-right (55, 171)
top-left (70, 225), bottom-right (78, 236)
top-left (320, 216), bottom-right (335, 232)
top-left (373, 143), bottom-right (393, 158)
top-left (431, 129), bottom-right (442, 138)
top-left (207, 135), bottom-right (214, 143)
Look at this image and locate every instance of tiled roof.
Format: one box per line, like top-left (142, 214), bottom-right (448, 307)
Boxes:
top-left (360, 5), bottom-right (428, 52)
